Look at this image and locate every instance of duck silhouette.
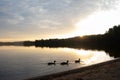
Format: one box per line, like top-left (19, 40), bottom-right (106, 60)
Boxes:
top-left (48, 61), bottom-right (56, 65)
top-left (75, 58), bottom-right (80, 63)
top-left (60, 60), bottom-right (69, 65)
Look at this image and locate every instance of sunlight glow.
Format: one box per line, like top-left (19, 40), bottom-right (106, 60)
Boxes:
top-left (75, 7), bottom-right (120, 36)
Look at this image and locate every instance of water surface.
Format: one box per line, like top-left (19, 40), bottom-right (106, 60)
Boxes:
top-left (0, 46), bottom-right (114, 80)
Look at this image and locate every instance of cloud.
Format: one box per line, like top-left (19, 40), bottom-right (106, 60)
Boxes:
top-left (98, 0), bottom-right (119, 10)
top-left (0, 0), bottom-right (120, 40)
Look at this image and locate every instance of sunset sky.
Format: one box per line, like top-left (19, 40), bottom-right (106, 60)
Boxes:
top-left (0, 0), bottom-right (120, 41)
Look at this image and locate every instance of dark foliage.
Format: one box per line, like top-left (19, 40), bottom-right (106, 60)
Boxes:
top-left (23, 41), bottom-right (35, 46)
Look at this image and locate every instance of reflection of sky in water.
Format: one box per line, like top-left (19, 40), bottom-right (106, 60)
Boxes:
top-left (61, 48), bottom-right (114, 65)
top-left (0, 46), bottom-right (114, 80)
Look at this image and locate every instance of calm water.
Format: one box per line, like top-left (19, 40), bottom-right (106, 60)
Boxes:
top-left (0, 46), bottom-right (114, 80)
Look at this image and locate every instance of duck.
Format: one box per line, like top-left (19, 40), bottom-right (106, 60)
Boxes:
top-left (75, 58), bottom-right (80, 63)
top-left (48, 61), bottom-right (56, 65)
top-left (60, 60), bottom-right (69, 65)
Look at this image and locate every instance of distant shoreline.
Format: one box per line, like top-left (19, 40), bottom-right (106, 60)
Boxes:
top-left (0, 41), bottom-right (23, 46)
top-left (25, 58), bottom-right (120, 80)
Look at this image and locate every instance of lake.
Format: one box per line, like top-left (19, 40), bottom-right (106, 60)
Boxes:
top-left (0, 46), bottom-right (114, 80)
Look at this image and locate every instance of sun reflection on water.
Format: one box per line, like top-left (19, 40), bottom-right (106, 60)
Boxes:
top-left (61, 48), bottom-right (114, 65)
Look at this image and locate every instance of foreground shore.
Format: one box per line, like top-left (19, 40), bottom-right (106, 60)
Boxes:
top-left (26, 58), bottom-right (120, 80)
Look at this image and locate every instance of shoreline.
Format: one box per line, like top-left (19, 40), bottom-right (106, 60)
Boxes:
top-left (25, 58), bottom-right (120, 80)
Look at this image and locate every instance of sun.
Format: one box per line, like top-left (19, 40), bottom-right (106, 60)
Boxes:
top-left (75, 8), bottom-right (120, 36)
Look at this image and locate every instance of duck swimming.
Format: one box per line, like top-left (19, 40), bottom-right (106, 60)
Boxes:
top-left (75, 58), bottom-right (80, 63)
top-left (48, 61), bottom-right (56, 65)
top-left (60, 60), bottom-right (69, 65)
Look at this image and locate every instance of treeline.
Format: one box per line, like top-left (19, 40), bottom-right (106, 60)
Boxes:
top-left (24, 25), bottom-right (120, 49)
top-left (0, 41), bottom-right (23, 46)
